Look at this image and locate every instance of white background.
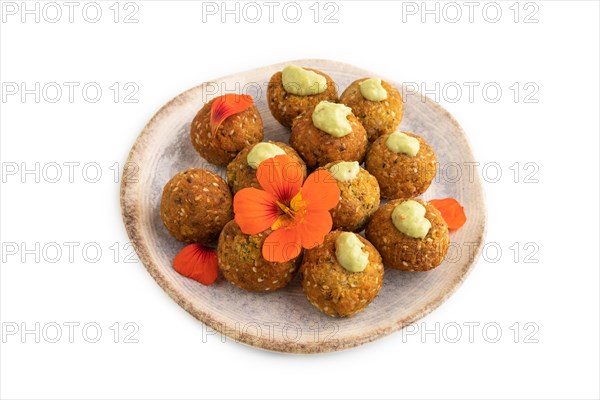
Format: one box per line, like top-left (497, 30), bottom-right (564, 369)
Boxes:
top-left (1, 1), bottom-right (599, 399)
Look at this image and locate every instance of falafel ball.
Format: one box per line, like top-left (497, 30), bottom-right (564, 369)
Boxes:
top-left (267, 67), bottom-right (338, 129)
top-left (190, 96), bottom-right (264, 166)
top-left (226, 141), bottom-right (307, 194)
top-left (340, 78), bottom-right (404, 142)
top-left (160, 169), bottom-right (233, 244)
top-left (365, 199), bottom-right (449, 271)
top-left (290, 107), bottom-right (368, 169)
top-left (365, 131), bottom-right (437, 199)
top-left (319, 161), bottom-right (380, 232)
top-left (301, 230), bottom-right (384, 317)
top-left (217, 220), bottom-right (301, 292)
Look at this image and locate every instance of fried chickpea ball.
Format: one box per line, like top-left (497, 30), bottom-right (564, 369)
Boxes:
top-left (340, 78), bottom-right (404, 142)
top-left (190, 97), bottom-right (263, 166)
top-left (290, 108), bottom-right (368, 169)
top-left (365, 199), bottom-right (449, 271)
top-left (267, 68), bottom-right (338, 128)
top-left (160, 169), bottom-right (233, 244)
top-left (217, 220), bottom-right (301, 292)
top-left (301, 231), bottom-right (384, 317)
top-left (318, 161), bottom-right (380, 232)
top-left (226, 141), bottom-right (307, 194)
top-left (365, 131), bottom-right (437, 199)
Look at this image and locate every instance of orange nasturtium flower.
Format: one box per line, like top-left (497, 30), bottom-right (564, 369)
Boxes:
top-left (234, 155), bottom-right (340, 263)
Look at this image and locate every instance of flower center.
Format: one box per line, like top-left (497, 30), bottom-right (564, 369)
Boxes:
top-left (276, 200), bottom-right (297, 219)
top-left (271, 191), bottom-right (307, 231)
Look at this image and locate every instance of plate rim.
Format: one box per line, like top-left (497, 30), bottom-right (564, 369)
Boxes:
top-left (120, 58), bottom-right (488, 354)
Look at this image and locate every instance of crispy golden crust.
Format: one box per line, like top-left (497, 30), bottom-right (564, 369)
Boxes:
top-left (289, 111), bottom-right (367, 169)
top-left (217, 220), bottom-right (301, 292)
top-left (365, 199), bottom-right (449, 271)
top-left (340, 79), bottom-right (404, 142)
top-left (300, 231), bottom-right (384, 317)
top-left (319, 162), bottom-right (380, 232)
top-left (226, 141), bottom-right (307, 194)
top-left (365, 132), bottom-right (437, 199)
top-left (190, 99), bottom-right (264, 166)
top-left (267, 68), bottom-right (339, 129)
top-left (160, 169), bottom-right (233, 245)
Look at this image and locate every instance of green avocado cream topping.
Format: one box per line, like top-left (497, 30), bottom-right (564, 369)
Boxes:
top-left (312, 101), bottom-right (353, 137)
top-left (246, 143), bottom-right (286, 169)
top-left (392, 200), bottom-right (431, 239)
top-left (328, 161), bottom-right (360, 182)
top-left (359, 78), bottom-right (388, 101)
top-left (386, 131), bottom-right (420, 157)
top-left (335, 232), bottom-right (369, 273)
top-left (282, 65), bottom-right (327, 96)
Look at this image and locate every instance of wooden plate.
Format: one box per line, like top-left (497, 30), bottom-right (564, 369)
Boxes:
top-left (120, 59), bottom-right (487, 353)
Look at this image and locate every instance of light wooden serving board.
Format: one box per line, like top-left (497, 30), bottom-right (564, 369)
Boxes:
top-left (120, 59), bottom-right (487, 353)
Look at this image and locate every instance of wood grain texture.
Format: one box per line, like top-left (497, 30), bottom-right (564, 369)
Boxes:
top-left (120, 59), bottom-right (487, 353)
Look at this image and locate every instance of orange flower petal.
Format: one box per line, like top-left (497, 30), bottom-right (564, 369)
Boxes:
top-left (296, 209), bottom-right (333, 249)
top-left (262, 227), bottom-right (302, 263)
top-left (301, 169), bottom-right (340, 211)
top-left (256, 154), bottom-right (303, 201)
top-left (234, 188), bottom-right (279, 234)
top-left (173, 244), bottom-right (219, 285)
top-left (210, 94), bottom-right (254, 136)
top-left (429, 198), bottom-right (467, 230)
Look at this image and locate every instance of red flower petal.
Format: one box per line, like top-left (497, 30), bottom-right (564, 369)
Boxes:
top-left (234, 187), bottom-right (280, 235)
top-left (210, 94), bottom-right (254, 136)
top-left (301, 169), bottom-right (340, 211)
top-left (262, 227), bottom-right (302, 263)
top-left (256, 154), bottom-right (303, 202)
top-left (173, 244), bottom-right (219, 285)
top-left (429, 198), bottom-right (467, 230)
